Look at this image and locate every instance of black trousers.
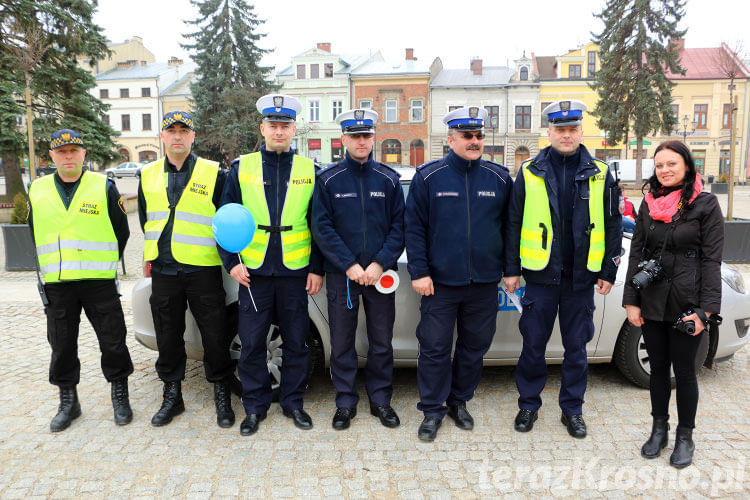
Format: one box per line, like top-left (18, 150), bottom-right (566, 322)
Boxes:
top-left (150, 267), bottom-right (233, 383)
top-left (45, 279), bottom-right (133, 387)
top-left (641, 319), bottom-right (703, 429)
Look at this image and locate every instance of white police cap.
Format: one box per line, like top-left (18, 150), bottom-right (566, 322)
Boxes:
top-left (256, 94), bottom-right (302, 122)
top-left (542, 99), bottom-right (587, 127)
top-left (336, 108), bottom-right (378, 134)
top-left (442, 106), bottom-right (488, 130)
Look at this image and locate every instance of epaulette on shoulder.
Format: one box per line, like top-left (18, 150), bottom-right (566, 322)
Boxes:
top-left (482, 159), bottom-right (509, 173)
top-left (416, 159), bottom-right (442, 173)
top-left (375, 162), bottom-right (401, 178)
top-left (316, 161), bottom-right (345, 179)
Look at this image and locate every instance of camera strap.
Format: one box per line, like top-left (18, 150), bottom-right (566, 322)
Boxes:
top-left (693, 307), bottom-right (722, 327)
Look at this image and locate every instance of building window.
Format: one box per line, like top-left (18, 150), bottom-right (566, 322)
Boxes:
top-left (308, 139), bottom-right (321, 162)
top-left (331, 138), bottom-right (343, 162)
top-left (120, 88), bottom-right (129, 98)
top-left (482, 145), bottom-right (503, 163)
top-left (568, 64), bottom-right (581, 78)
top-left (139, 151), bottom-right (157, 163)
top-left (99, 89), bottom-right (109, 99)
top-left (540, 102), bottom-right (551, 127)
top-left (359, 99), bottom-right (372, 109)
top-left (331, 98), bottom-right (343, 121)
top-left (102, 114), bottom-right (109, 126)
top-left (692, 149), bottom-right (706, 174)
top-left (121, 114), bottom-right (130, 131)
top-left (719, 149), bottom-right (730, 175)
top-left (694, 104), bottom-right (708, 128)
top-left (141, 87), bottom-right (151, 97)
top-left (382, 139), bottom-right (401, 164)
top-left (448, 105), bottom-right (462, 112)
top-left (587, 51), bottom-right (597, 76)
top-left (385, 99), bottom-right (398, 123)
top-left (485, 105), bottom-right (499, 129)
top-left (142, 113), bottom-right (151, 131)
top-left (515, 105), bottom-right (531, 130)
top-left (722, 103), bottom-right (732, 129)
top-left (325, 63), bottom-right (334, 78)
top-left (410, 99), bottom-right (424, 122)
top-left (519, 67), bottom-right (528, 80)
top-left (297, 64), bottom-right (305, 79)
top-left (308, 99), bottom-right (320, 122)
top-left (310, 64), bottom-right (319, 79)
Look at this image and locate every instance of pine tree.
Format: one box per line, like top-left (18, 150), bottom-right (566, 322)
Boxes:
top-left (0, 0), bottom-right (119, 201)
top-left (591, 0), bottom-right (686, 184)
top-left (183, 0), bottom-right (277, 162)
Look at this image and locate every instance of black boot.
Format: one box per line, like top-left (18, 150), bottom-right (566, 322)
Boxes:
top-left (111, 378), bottom-right (133, 426)
top-left (670, 426), bottom-right (695, 468)
top-left (214, 382), bottom-right (235, 428)
top-left (151, 381), bottom-right (185, 427)
top-left (50, 386), bottom-right (81, 432)
top-left (641, 417), bottom-right (669, 458)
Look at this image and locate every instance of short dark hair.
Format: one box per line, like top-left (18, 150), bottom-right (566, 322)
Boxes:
top-left (643, 140), bottom-right (698, 210)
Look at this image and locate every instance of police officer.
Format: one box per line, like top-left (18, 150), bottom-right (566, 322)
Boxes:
top-left (405, 107), bottom-right (513, 441)
top-left (138, 111), bottom-right (235, 428)
top-left (504, 100), bottom-right (622, 438)
top-left (28, 129), bottom-right (133, 432)
top-left (219, 94), bottom-right (324, 436)
top-left (312, 109), bottom-right (405, 430)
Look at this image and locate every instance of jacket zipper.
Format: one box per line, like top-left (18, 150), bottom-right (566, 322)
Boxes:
top-left (275, 155), bottom-right (280, 226)
top-left (360, 166), bottom-right (366, 262)
top-left (465, 168), bottom-right (472, 282)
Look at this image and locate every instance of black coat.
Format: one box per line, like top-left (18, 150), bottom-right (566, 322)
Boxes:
top-left (622, 191), bottom-right (724, 321)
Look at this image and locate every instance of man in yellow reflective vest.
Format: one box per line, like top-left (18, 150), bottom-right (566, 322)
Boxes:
top-left (138, 111), bottom-right (235, 428)
top-left (218, 94), bottom-right (324, 436)
top-left (28, 129), bottom-right (133, 432)
top-left (504, 100), bottom-right (622, 438)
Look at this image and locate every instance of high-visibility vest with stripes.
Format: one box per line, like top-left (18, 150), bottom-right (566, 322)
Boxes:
top-left (520, 159), bottom-right (607, 272)
top-left (238, 152), bottom-right (314, 270)
top-left (29, 171), bottom-right (119, 283)
top-left (141, 157), bottom-right (222, 266)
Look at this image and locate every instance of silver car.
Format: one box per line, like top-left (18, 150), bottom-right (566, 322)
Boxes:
top-left (131, 168), bottom-right (750, 390)
top-left (105, 162), bottom-right (142, 178)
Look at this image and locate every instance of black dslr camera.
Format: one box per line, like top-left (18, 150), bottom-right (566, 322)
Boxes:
top-left (674, 310), bottom-right (696, 335)
top-left (630, 259), bottom-right (663, 290)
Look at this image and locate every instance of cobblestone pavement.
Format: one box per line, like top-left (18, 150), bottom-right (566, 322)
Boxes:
top-left (1, 188), bottom-right (749, 498)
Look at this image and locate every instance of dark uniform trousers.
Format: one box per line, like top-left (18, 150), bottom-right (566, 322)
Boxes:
top-left (416, 282), bottom-right (497, 418)
top-left (45, 279), bottom-right (133, 386)
top-left (237, 274), bottom-right (310, 415)
top-left (149, 267), bottom-right (233, 383)
top-left (515, 278), bottom-right (595, 415)
top-left (326, 272), bottom-right (395, 409)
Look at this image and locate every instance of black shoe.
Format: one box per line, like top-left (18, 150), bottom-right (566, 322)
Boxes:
top-left (670, 426), bottom-right (695, 468)
top-left (447, 402), bottom-right (474, 430)
top-left (111, 378), bottom-right (133, 426)
top-left (417, 416), bottom-right (442, 441)
top-left (240, 413), bottom-right (266, 436)
top-left (151, 381), bottom-right (185, 427)
top-left (332, 407), bottom-right (356, 430)
top-left (283, 408), bottom-right (313, 430)
top-left (214, 382), bottom-right (235, 428)
top-left (50, 386), bottom-right (82, 432)
top-left (641, 417), bottom-right (669, 458)
top-left (561, 413), bottom-right (587, 438)
top-left (514, 409), bottom-right (538, 433)
top-left (370, 404), bottom-right (400, 428)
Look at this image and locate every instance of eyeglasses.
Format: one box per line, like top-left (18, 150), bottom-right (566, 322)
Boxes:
top-left (349, 133), bottom-right (374, 139)
top-left (460, 132), bottom-right (485, 140)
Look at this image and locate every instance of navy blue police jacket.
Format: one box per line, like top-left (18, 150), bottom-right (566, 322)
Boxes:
top-left (405, 150), bottom-right (513, 286)
top-left (312, 152), bottom-right (405, 274)
top-left (505, 145), bottom-right (622, 291)
top-left (218, 145), bottom-right (324, 278)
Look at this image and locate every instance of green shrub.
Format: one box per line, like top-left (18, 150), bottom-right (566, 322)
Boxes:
top-left (10, 193), bottom-right (29, 224)
top-left (717, 174), bottom-right (729, 183)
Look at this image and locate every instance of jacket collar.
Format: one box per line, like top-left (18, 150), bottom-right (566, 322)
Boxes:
top-left (446, 150), bottom-right (480, 172)
top-left (343, 151), bottom-right (374, 171)
top-left (527, 145), bottom-right (597, 179)
top-left (260, 144), bottom-right (294, 163)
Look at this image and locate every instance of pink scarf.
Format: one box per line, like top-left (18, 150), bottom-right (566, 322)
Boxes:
top-left (645, 174), bottom-right (703, 222)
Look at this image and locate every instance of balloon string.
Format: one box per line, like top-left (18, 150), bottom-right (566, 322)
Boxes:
top-left (346, 277), bottom-right (353, 310)
top-left (238, 254), bottom-right (258, 312)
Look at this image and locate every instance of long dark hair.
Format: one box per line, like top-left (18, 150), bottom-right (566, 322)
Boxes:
top-left (643, 140), bottom-right (698, 210)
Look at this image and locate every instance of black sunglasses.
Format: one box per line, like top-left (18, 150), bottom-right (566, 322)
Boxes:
top-left (460, 132), bottom-right (485, 140)
top-left (349, 133), bottom-right (374, 139)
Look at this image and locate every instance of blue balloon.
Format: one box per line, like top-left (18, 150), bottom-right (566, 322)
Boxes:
top-left (212, 203), bottom-right (255, 253)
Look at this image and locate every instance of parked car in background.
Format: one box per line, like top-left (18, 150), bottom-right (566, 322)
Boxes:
top-left (131, 167), bottom-right (750, 392)
top-left (36, 165), bottom-right (57, 177)
top-left (105, 162), bottom-right (141, 178)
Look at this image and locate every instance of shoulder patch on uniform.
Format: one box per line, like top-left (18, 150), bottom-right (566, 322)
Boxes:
top-left (118, 195), bottom-right (127, 214)
top-left (375, 162), bottom-right (401, 178)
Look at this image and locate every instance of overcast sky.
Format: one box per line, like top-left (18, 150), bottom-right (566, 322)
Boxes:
top-left (94, 0), bottom-right (749, 71)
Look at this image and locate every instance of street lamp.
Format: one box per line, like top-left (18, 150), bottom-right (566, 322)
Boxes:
top-left (681, 114), bottom-right (697, 143)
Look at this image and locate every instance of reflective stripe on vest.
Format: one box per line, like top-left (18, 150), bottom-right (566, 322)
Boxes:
top-left (519, 159), bottom-right (608, 272)
top-left (140, 157), bottom-right (222, 266)
top-left (29, 171), bottom-right (118, 283)
top-left (238, 152), bottom-right (314, 270)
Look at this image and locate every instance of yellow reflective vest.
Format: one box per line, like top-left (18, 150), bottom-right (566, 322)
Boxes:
top-left (141, 157), bottom-right (222, 266)
top-left (519, 159), bottom-right (607, 272)
top-left (238, 152), bottom-right (314, 270)
top-left (29, 171), bottom-right (118, 283)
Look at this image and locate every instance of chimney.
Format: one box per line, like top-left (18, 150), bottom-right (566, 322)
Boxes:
top-left (317, 42), bottom-right (331, 53)
top-left (168, 56), bottom-right (183, 66)
top-left (117, 60), bottom-right (137, 69)
top-left (405, 48), bottom-right (416, 61)
top-left (670, 38), bottom-right (685, 51)
top-left (470, 58), bottom-right (483, 75)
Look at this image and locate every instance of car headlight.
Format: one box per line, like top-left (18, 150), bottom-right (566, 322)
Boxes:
top-left (721, 263), bottom-right (746, 294)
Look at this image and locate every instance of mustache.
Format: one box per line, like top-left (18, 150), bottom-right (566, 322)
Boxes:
top-left (466, 145), bottom-right (481, 151)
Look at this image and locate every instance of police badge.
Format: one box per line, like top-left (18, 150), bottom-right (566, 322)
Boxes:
top-left (354, 110), bottom-right (364, 121)
top-left (559, 101), bottom-right (570, 115)
top-left (469, 107), bottom-right (479, 118)
top-left (273, 96), bottom-right (284, 111)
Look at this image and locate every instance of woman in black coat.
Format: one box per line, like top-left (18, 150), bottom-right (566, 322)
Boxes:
top-left (623, 140), bottom-right (724, 469)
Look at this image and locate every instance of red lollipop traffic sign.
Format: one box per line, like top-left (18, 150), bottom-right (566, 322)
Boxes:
top-left (375, 270), bottom-right (400, 294)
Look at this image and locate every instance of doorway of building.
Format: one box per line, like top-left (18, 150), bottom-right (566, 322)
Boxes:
top-left (382, 139), bottom-right (401, 164)
top-left (514, 146), bottom-right (530, 169)
top-left (409, 139), bottom-right (424, 167)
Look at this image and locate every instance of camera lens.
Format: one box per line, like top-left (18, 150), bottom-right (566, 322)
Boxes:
top-left (684, 321), bottom-right (695, 335)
